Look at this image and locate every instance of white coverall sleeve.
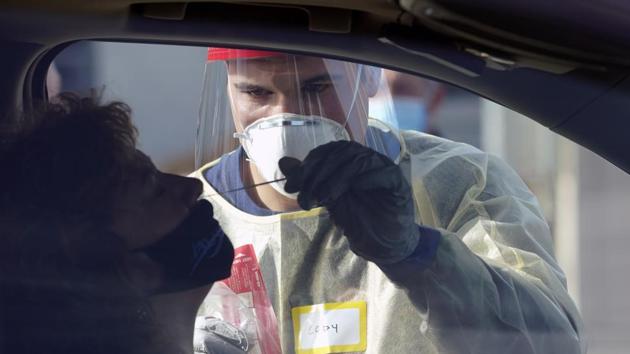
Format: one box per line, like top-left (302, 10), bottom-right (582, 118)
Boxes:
top-left (382, 132), bottom-right (584, 354)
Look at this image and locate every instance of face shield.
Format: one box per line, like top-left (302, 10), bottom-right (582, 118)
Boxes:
top-left (196, 48), bottom-right (404, 198)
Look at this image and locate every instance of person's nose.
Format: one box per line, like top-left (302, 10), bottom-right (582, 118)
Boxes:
top-left (269, 93), bottom-right (312, 116)
top-left (162, 174), bottom-right (203, 208)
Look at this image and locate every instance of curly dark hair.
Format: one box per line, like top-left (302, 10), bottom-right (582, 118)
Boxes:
top-left (1, 93), bottom-right (137, 222)
top-left (0, 94), bottom-right (177, 354)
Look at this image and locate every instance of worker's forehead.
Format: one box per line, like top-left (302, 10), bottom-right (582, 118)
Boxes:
top-left (226, 55), bottom-right (349, 77)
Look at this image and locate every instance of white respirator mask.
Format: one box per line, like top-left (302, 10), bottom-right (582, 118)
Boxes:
top-left (234, 113), bottom-right (351, 199)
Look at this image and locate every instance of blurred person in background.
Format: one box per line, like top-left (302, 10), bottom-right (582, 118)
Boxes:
top-left (193, 48), bottom-right (584, 354)
top-left (0, 94), bottom-right (234, 354)
top-left (369, 69), bottom-right (445, 135)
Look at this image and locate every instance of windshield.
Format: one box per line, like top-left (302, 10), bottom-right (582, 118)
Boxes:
top-left (17, 40), bottom-right (628, 353)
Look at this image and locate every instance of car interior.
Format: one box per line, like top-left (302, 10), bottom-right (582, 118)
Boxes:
top-left (2, 1), bottom-right (630, 353)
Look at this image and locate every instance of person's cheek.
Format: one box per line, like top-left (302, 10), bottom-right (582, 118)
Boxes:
top-left (153, 201), bottom-right (188, 237)
top-left (232, 100), bottom-right (258, 130)
top-left (332, 92), bottom-right (368, 143)
top-left (319, 95), bottom-right (342, 122)
top-left (125, 200), bottom-right (187, 249)
top-left (113, 211), bottom-right (164, 250)
top-left (320, 96), bottom-right (362, 140)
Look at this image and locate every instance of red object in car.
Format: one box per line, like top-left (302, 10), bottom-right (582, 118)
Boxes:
top-left (207, 47), bottom-right (282, 61)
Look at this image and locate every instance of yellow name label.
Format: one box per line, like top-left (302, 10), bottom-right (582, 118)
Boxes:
top-left (292, 301), bottom-right (367, 354)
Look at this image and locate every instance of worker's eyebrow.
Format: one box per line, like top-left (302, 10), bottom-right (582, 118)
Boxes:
top-left (233, 82), bottom-right (272, 91)
top-left (232, 74), bottom-right (343, 91)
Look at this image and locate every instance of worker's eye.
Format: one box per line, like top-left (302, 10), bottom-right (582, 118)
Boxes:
top-left (303, 82), bottom-right (331, 95)
top-left (242, 87), bottom-right (273, 98)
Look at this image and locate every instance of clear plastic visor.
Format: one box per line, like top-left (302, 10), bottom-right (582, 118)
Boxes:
top-left (199, 52), bottom-right (409, 162)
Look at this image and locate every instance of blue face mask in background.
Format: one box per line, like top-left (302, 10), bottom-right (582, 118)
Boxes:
top-left (369, 97), bottom-right (428, 132)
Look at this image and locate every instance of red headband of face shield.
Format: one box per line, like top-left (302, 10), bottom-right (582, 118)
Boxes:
top-left (207, 47), bottom-right (283, 61)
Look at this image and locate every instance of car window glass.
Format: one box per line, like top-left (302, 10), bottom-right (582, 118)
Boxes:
top-left (50, 40), bottom-right (630, 354)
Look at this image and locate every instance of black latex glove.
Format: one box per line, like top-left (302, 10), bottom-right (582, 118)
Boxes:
top-left (279, 141), bottom-right (419, 264)
top-left (140, 200), bottom-right (234, 294)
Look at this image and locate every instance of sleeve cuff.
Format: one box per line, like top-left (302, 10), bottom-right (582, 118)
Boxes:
top-left (377, 225), bottom-right (441, 277)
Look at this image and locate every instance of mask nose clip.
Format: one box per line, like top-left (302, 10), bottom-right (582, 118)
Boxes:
top-left (233, 131), bottom-right (250, 141)
top-left (235, 113), bottom-right (350, 199)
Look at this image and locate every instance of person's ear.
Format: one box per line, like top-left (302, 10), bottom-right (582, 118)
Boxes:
top-left (363, 66), bottom-right (382, 97)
